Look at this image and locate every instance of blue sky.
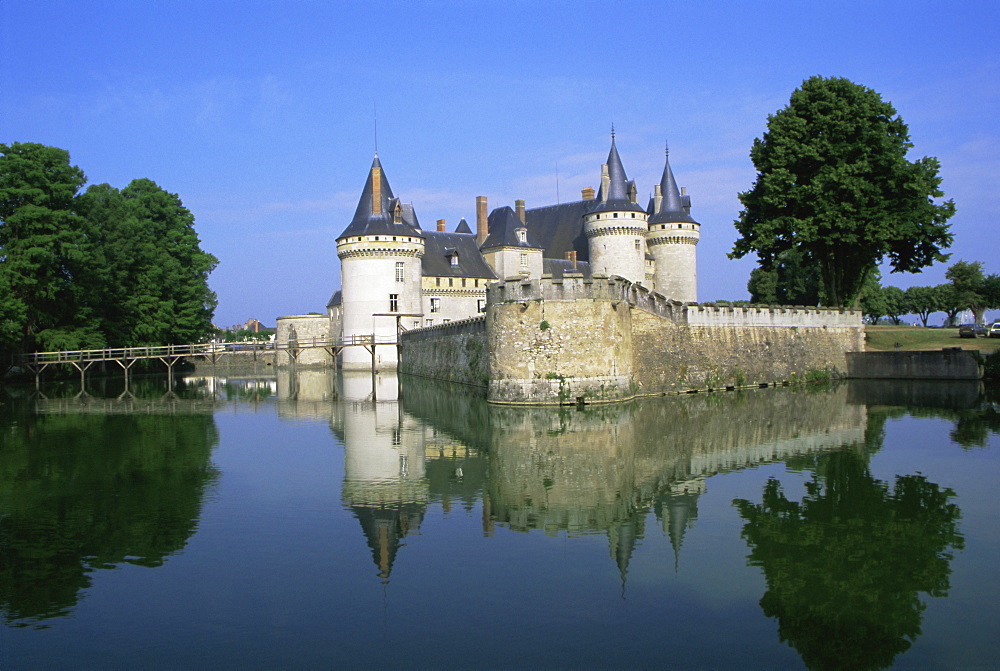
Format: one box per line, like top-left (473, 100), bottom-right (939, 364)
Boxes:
top-left (2, 0), bottom-right (998, 327)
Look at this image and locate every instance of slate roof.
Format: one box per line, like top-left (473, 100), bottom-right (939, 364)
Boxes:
top-left (542, 257), bottom-right (593, 279)
top-left (337, 156), bottom-right (424, 240)
top-left (523, 199), bottom-right (594, 262)
top-left (327, 290), bottom-right (342, 308)
top-left (590, 137), bottom-right (645, 214)
top-left (481, 206), bottom-right (544, 250)
top-left (455, 218), bottom-right (473, 234)
top-left (648, 150), bottom-right (699, 225)
top-left (422, 229), bottom-right (497, 279)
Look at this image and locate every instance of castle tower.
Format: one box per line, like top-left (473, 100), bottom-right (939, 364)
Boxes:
top-left (336, 156), bottom-right (425, 369)
top-left (582, 134), bottom-right (648, 284)
top-left (647, 147), bottom-right (699, 302)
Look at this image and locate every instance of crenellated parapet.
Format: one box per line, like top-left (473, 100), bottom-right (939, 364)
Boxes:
top-left (487, 274), bottom-right (686, 323)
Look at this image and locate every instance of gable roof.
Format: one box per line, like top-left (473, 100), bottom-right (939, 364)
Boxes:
top-left (422, 229), bottom-right (497, 279)
top-left (481, 206), bottom-right (544, 251)
top-left (523, 199), bottom-right (594, 262)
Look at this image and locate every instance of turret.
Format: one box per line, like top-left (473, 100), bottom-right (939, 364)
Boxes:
top-left (583, 134), bottom-right (648, 284)
top-left (336, 155), bottom-right (425, 369)
top-left (646, 146), bottom-right (699, 302)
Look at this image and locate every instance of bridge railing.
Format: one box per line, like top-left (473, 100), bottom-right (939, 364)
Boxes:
top-left (17, 334), bottom-right (401, 365)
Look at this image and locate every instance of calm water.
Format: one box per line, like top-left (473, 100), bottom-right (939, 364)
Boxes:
top-left (1, 371), bottom-right (998, 670)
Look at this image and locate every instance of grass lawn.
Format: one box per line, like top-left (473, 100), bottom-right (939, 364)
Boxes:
top-left (865, 325), bottom-right (1000, 352)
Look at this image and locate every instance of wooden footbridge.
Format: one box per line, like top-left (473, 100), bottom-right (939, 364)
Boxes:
top-left (13, 334), bottom-right (396, 388)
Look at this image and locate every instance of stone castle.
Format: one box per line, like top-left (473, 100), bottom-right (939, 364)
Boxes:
top-left (277, 134), bottom-right (864, 403)
top-left (281, 134), bottom-right (703, 369)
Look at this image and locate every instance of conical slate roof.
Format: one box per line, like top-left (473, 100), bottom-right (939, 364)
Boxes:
top-left (591, 136), bottom-right (645, 214)
top-left (648, 148), bottom-right (698, 225)
top-left (337, 155), bottom-right (424, 240)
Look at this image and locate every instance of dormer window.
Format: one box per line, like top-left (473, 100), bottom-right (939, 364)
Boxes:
top-left (393, 202), bottom-right (403, 224)
top-left (450, 253), bottom-right (459, 267)
top-left (516, 228), bottom-right (527, 244)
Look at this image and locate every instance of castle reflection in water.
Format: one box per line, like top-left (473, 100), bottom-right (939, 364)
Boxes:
top-left (274, 368), bottom-right (868, 583)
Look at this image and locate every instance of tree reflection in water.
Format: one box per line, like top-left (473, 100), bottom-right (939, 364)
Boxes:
top-left (0, 404), bottom-right (219, 628)
top-left (734, 447), bottom-right (963, 670)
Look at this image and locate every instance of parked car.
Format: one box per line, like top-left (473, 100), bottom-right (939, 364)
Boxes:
top-left (990, 322), bottom-right (1000, 338)
top-left (959, 323), bottom-right (987, 338)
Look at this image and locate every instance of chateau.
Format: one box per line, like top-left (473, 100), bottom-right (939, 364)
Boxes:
top-left (329, 134), bottom-right (700, 369)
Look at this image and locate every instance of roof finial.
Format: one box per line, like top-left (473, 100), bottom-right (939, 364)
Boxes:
top-left (373, 103), bottom-right (378, 156)
top-left (665, 139), bottom-right (669, 159)
top-left (611, 122), bottom-right (616, 141)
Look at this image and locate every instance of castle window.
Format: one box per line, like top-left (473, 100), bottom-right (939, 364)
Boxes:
top-left (436, 277), bottom-right (441, 286)
top-left (395, 262), bottom-right (404, 282)
top-left (450, 253), bottom-right (459, 267)
top-left (389, 294), bottom-right (399, 312)
top-left (375, 236), bottom-right (379, 240)
top-left (462, 278), bottom-right (466, 287)
top-left (478, 300), bottom-right (486, 313)
top-left (449, 278), bottom-right (453, 287)
top-left (426, 319), bottom-right (433, 326)
top-left (430, 298), bottom-right (440, 313)
top-left (631, 213), bottom-right (635, 218)
top-left (443, 319), bottom-right (450, 323)
top-left (413, 321), bottom-right (420, 329)
top-left (517, 229), bottom-right (527, 243)
top-left (613, 213), bottom-right (618, 218)
top-left (392, 236), bottom-right (397, 241)
top-left (635, 240), bottom-right (641, 251)
top-left (520, 253), bottom-right (528, 269)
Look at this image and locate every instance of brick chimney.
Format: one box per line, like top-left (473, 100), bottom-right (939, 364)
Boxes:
top-left (581, 187), bottom-right (595, 200)
top-left (476, 196), bottom-right (488, 246)
top-left (371, 166), bottom-right (382, 215)
top-left (515, 199), bottom-right (525, 223)
top-left (565, 250), bottom-right (577, 269)
top-left (436, 219), bottom-right (446, 232)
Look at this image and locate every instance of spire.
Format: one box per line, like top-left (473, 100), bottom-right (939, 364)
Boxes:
top-left (592, 132), bottom-right (644, 213)
top-left (337, 155), bottom-right (423, 240)
top-left (648, 143), bottom-right (698, 225)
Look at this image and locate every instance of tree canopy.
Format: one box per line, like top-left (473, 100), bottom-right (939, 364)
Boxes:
top-left (731, 76), bottom-right (955, 308)
top-left (945, 260), bottom-right (1000, 325)
top-left (0, 142), bottom-right (217, 359)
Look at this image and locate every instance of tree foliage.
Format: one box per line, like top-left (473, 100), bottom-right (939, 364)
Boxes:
top-left (747, 248), bottom-right (821, 305)
top-left (731, 76), bottom-right (955, 307)
top-left (0, 143), bottom-right (217, 358)
top-left (945, 260), bottom-right (1000, 325)
top-left (903, 286), bottom-right (940, 327)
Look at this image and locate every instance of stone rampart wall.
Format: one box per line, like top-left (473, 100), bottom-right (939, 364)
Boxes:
top-left (485, 275), bottom-right (864, 404)
top-left (275, 315), bottom-right (333, 367)
top-left (399, 316), bottom-right (488, 387)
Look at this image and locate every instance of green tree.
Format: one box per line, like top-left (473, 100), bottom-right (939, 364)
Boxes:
top-left (936, 284), bottom-right (965, 327)
top-left (945, 260), bottom-right (1000, 325)
top-left (0, 143), bottom-right (102, 355)
top-left (747, 248), bottom-right (821, 305)
top-left (882, 286), bottom-right (907, 325)
top-left (861, 284), bottom-right (888, 324)
top-left (77, 178), bottom-right (218, 346)
top-left (731, 76), bottom-right (955, 308)
top-left (903, 285), bottom-right (939, 327)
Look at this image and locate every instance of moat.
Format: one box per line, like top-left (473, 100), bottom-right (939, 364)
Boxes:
top-left (1, 371), bottom-right (997, 669)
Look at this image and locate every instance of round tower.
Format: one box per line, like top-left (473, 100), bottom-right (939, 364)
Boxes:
top-left (583, 134), bottom-right (648, 284)
top-left (337, 156), bottom-right (424, 369)
top-left (647, 147), bottom-right (699, 302)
